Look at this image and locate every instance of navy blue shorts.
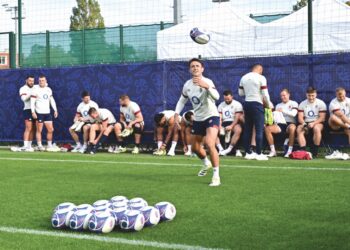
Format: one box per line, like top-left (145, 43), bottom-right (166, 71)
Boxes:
top-left (23, 109), bottom-right (34, 121)
top-left (192, 116), bottom-right (220, 136)
top-left (37, 113), bottom-right (53, 123)
top-left (222, 121), bottom-right (233, 127)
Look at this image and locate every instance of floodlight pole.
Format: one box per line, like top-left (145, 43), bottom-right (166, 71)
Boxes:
top-left (307, 0), bottom-right (313, 54)
top-left (174, 0), bottom-right (182, 24)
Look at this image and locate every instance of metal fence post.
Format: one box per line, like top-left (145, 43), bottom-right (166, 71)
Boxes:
top-left (307, 0), bottom-right (313, 54)
top-left (18, 0), bottom-right (22, 67)
top-left (119, 25), bottom-right (124, 63)
top-left (46, 30), bottom-right (50, 67)
top-left (82, 29), bottom-right (86, 64)
top-left (160, 21), bottom-right (164, 30)
top-left (9, 32), bottom-right (16, 69)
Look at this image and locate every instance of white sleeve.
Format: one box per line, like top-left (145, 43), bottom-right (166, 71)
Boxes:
top-left (260, 76), bottom-right (271, 108)
top-left (235, 102), bottom-right (243, 113)
top-left (319, 100), bottom-right (327, 112)
top-left (50, 96), bottom-right (57, 112)
top-left (329, 100), bottom-right (339, 113)
top-left (175, 95), bottom-right (188, 115)
top-left (132, 102), bottom-right (141, 114)
top-left (19, 88), bottom-right (30, 102)
top-left (207, 80), bottom-right (219, 101)
top-left (218, 103), bottom-right (223, 114)
top-left (238, 79), bottom-right (245, 96)
top-left (30, 89), bottom-right (37, 113)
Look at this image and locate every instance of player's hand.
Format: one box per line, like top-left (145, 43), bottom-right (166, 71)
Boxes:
top-left (93, 139), bottom-right (99, 145)
top-left (78, 117), bottom-right (84, 122)
top-left (225, 125), bottom-right (233, 131)
top-left (127, 122), bottom-right (133, 129)
top-left (32, 112), bottom-right (37, 120)
top-left (54, 111), bottom-right (58, 118)
top-left (160, 143), bottom-right (166, 150)
top-left (193, 77), bottom-right (209, 89)
top-left (276, 108), bottom-right (283, 112)
top-left (308, 122), bottom-right (315, 128)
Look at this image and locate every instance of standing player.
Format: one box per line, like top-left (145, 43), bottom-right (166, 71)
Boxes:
top-left (217, 90), bottom-right (244, 156)
top-left (86, 107), bottom-right (117, 154)
top-left (328, 87), bottom-right (350, 144)
top-left (31, 75), bottom-right (58, 151)
top-left (174, 58), bottom-right (221, 187)
top-left (265, 89), bottom-right (298, 157)
top-left (153, 110), bottom-right (179, 156)
top-left (180, 110), bottom-right (194, 156)
top-left (114, 95), bottom-right (144, 154)
top-left (69, 91), bottom-right (99, 153)
top-left (296, 87), bottom-right (327, 157)
top-left (239, 64), bottom-right (271, 160)
top-left (13, 75), bottom-right (36, 152)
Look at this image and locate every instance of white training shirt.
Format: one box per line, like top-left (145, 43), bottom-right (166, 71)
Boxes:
top-left (161, 110), bottom-right (175, 125)
top-left (92, 108), bottom-right (116, 124)
top-left (239, 72), bottom-right (271, 106)
top-left (120, 101), bottom-right (142, 123)
top-left (19, 84), bottom-right (35, 110)
top-left (218, 100), bottom-right (243, 123)
top-left (329, 97), bottom-right (350, 119)
top-left (275, 100), bottom-right (299, 123)
top-left (175, 76), bottom-right (219, 121)
top-left (298, 98), bottom-right (327, 123)
top-left (31, 85), bottom-right (57, 114)
top-left (76, 100), bottom-right (99, 120)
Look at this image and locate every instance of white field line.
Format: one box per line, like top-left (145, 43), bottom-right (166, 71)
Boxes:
top-left (0, 226), bottom-right (227, 250)
top-left (0, 156), bottom-right (349, 172)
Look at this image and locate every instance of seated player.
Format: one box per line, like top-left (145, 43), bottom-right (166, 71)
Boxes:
top-left (69, 91), bottom-right (99, 153)
top-left (296, 87), bottom-right (327, 157)
top-left (86, 107), bottom-right (117, 154)
top-left (328, 87), bottom-right (350, 144)
top-left (180, 110), bottom-right (194, 156)
top-left (265, 89), bottom-right (298, 157)
top-left (114, 95), bottom-right (144, 154)
top-left (153, 110), bottom-right (179, 156)
top-left (31, 75), bottom-right (58, 151)
top-left (216, 90), bottom-right (244, 156)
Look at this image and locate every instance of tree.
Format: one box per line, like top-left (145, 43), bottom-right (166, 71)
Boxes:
top-left (293, 0), bottom-right (308, 11)
top-left (70, 0), bottom-right (105, 31)
top-left (346, 1), bottom-right (350, 6)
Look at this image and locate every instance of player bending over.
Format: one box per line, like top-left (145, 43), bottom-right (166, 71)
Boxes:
top-left (13, 75), bottom-right (36, 152)
top-left (328, 87), bottom-right (350, 145)
top-left (265, 88), bottom-right (298, 158)
top-left (86, 107), bottom-right (117, 154)
top-left (217, 90), bottom-right (244, 157)
top-left (180, 110), bottom-right (194, 156)
top-left (31, 75), bottom-right (58, 151)
top-left (153, 110), bottom-right (179, 156)
top-left (114, 95), bottom-right (144, 154)
top-left (174, 58), bottom-right (221, 187)
top-left (296, 87), bottom-right (326, 157)
top-left (69, 91), bottom-right (99, 153)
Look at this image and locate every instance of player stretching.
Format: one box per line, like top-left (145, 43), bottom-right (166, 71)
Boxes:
top-left (31, 75), bottom-right (58, 151)
top-left (13, 75), bottom-right (36, 152)
top-left (180, 110), bottom-right (194, 156)
top-left (69, 91), bottom-right (99, 153)
top-left (174, 58), bottom-right (221, 187)
top-left (239, 64), bottom-right (271, 161)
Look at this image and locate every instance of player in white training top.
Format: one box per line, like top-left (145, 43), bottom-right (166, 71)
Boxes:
top-left (296, 87), bottom-right (327, 157)
top-left (264, 89), bottom-right (298, 158)
top-left (217, 90), bottom-right (244, 157)
top-left (114, 95), bottom-right (144, 154)
top-left (69, 91), bottom-right (99, 153)
top-left (13, 75), bottom-right (36, 152)
top-left (31, 75), bottom-right (58, 151)
top-left (328, 87), bottom-right (350, 144)
top-left (86, 107), bottom-right (117, 154)
top-left (153, 110), bottom-right (180, 156)
top-left (180, 110), bottom-right (194, 156)
top-left (174, 58), bottom-right (221, 187)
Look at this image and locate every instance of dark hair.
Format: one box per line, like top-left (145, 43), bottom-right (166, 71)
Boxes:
top-left (154, 113), bottom-right (164, 125)
top-left (184, 111), bottom-right (193, 121)
top-left (26, 75), bottom-right (34, 79)
top-left (251, 63), bottom-right (263, 70)
top-left (81, 91), bottom-right (90, 98)
top-left (281, 88), bottom-right (290, 94)
top-left (88, 107), bottom-right (97, 115)
top-left (38, 75), bottom-right (46, 79)
top-left (119, 94), bottom-right (129, 100)
top-left (306, 86), bottom-right (317, 94)
top-left (223, 90), bottom-right (233, 96)
top-left (188, 58), bottom-right (204, 67)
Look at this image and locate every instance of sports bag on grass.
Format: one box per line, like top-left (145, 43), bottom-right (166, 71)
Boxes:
top-left (289, 150), bottom-right (312, 160)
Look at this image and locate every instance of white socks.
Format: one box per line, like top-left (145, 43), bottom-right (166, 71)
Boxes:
top-left (213, 167), bottom-right (220, 178)
top-left (37, 141), bottom-right (43, 147)
top-left (76, 142), bottom-right (82, 147)
top-left (169, 141), bottom-right (177, 152)
top-left (157, 141), bottom-right (163, 149)
top-left (47, 141), bottom-right (52, 147)
top-left (227, 145), bottom-right (234, 152)
top-left (23, 141), bottom-right (28, 148)
top-left (187, 145), bottom-right (192, 153)
top-left (217, 144), bottom-right (224, 152)
top-left (202, 157), bottom-right (211, 166)
top-left (270, 144), bottom-right (276, 153)
top-left (287, 146), bottom-right (293, 154)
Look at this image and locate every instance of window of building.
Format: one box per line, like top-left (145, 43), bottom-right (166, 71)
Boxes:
top-left (0, 56), bottom-right (7, 65)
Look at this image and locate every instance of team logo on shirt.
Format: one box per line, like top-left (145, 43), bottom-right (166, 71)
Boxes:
top-left (224, 111), bottom-right (231, 117)
top-left (191, 96), bottom-right (200, 105)
top-left (308, 110), bottom-right (315, 117)
top-left (43, 94), bottom-right (49, 99)
top-left (83, 111), bottom-right (88, 116)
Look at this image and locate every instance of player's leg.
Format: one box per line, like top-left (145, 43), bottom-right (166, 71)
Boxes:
top-left (69, 126), bottom-right (81, 152)
top-left (45, 121), bottom-right (54, 148)
top-left (156, 126), bottom-right (164, 149)
top-left (265, 124), bottom-right (281, 157)
top-left (329, 115), bottom-right (350, 130)
top-left (311, 123), bottom-right (323, 157)
top-left (253, 103), bottom-right (267, 160)
top-left (284, 124), bottom-right (296, 157)
top-left (113, 122), bottom-right (126, 153)
top-left (344, 128), bottom-right (350, 145)
top-left (184, 126), bottom-right (193, 155)
top-left (221, 124), bottom-right (243, 156)
top-left (243, 103), bottom-right (254, 157)
top-left (87, 123), bottom-right (101, 154)
top-left (23, 119), bottom-right (33, 150)
top-left (79, 124), bottom-right (91, 153)
top-left (297, 124), bottom-right (307, 150)
top-left (132, 123), bottom-right (143, 154)
top-left (205, 126), bottom-right (221, 186)
top-left (168, 125), bottom-right (179, 156)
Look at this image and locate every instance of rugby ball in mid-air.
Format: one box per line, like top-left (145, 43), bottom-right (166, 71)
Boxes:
top-left (51, 207), bottom-right (75, 229)
top-left (140, 206), bottom-right (160, 227)
top-left (88, 211), bottom-right (115, 233)
top-left (190, 27), bottom-right (210, 45)
top-left (119, 210), bottom-right (145, 231)
top-left (155, 202), bottom-right (176, 221)
top-left (69, 208), bottom-right (94, 231)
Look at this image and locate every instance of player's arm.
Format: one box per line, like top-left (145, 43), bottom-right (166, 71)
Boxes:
top-left (180, 120), bottom-right (187, 151)
top-left (282, 107), bottom-right (298, 118)
top-left (163, 118), bottom-right (175, 147)
top-left (231, 112), bottom-right (243, 128)
top-left (94, 119), bottom-right (108, 143)
top-left (312, 111), bottom-right (326, 125)
top-left (333, 109), bottom-right (350, 124)
top-left (20, 91), bottom-right (31, 102)
top-left (175, 93), bottom-right (188, 126)
top-left (120, 113), bottom-right (126, 123)
top-left (238, 80), bottom-right (245, 97)
top-left (128, 112), bottom-right (143, 128)
top-left (30, 93), bottom-right (37, 119)
top-left (260, 77), bottom-right (271, 108)
top-left (50, 95), bottom-right (58, 118)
